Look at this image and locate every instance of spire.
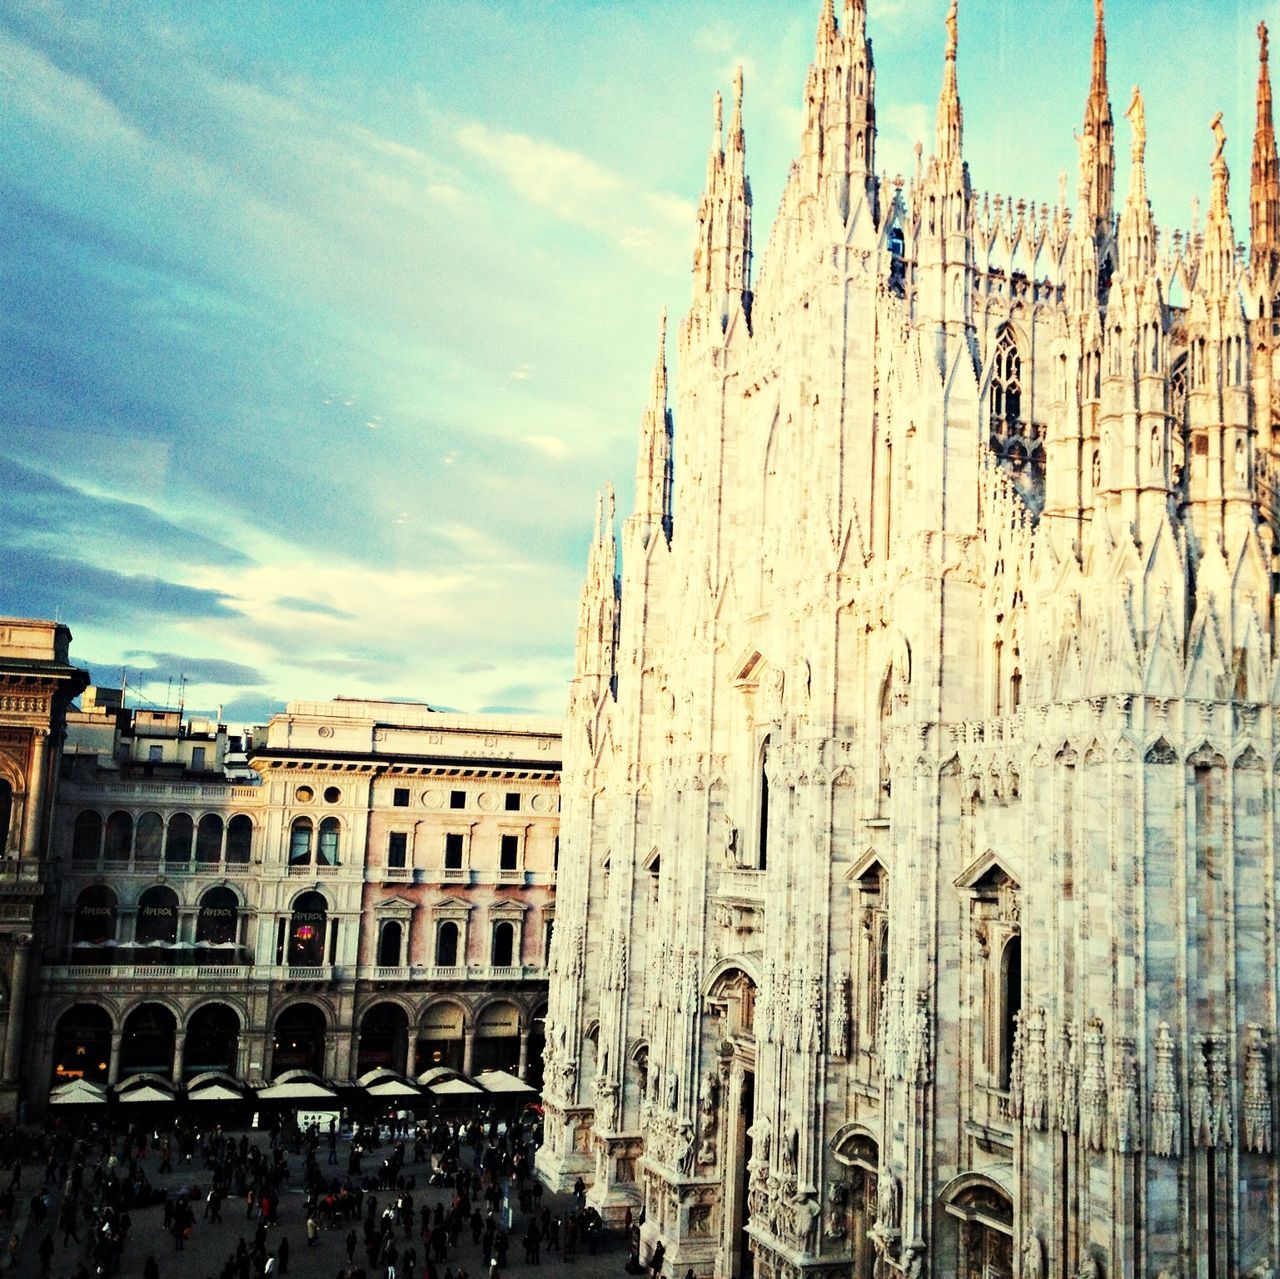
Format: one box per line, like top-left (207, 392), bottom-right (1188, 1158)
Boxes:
top-left (1204, 112), bottom-right (1237, 296)
top-left (575, 486), bottom-right (619, 693)
top-left (1251, 20), bottom-right (1280, 271)
top-left (633, 311), bottom-right (673, 544)
top-left (1081, 0), bottom-right (1115, 236)
top-left (935, 0), bottom-right (962, 164)
top-left (1116, 85), bottom-right (1155, 279)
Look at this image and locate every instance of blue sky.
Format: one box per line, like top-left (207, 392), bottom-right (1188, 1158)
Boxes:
top-left (0, 0), bottom-right (1270, 723)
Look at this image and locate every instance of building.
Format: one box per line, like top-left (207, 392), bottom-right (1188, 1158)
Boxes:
top-left (0, 619), bottom-right (88, 1119)
top-left (538, 3), bottom-right (1280, 1277)
top-left (33, 693), bottom-right (559, 1102)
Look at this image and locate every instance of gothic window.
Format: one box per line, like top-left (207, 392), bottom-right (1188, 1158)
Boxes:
top-left (72, 811), bottom-right (102, 861)
top-left (948, 1184), bottom-right (1014, 1279)
top-left (998, 935), bottom-right (1022, 1090)
top-left (832, 1132), bottom-right (879, 1279)
top-left (436, 921), bottom-right (460, 967)
top-left (288, 817), bottom-right (313, 866)
top-left (989, 326), bottom-right (1022, 438)
top-left (887, 226), bottom-right (906, 295)
top-left (757, 735), bottom-right (771, 870)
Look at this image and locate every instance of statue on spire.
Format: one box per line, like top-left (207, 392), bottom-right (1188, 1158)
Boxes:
top-left (1261, 20), bottom-right (1270, 64)
top-left (1211, 111), bottom-right (1227, 164)
top-left (945, 0), bottom-right (958, 61)
top-left (1124, 85), bottom-right (1146, 163)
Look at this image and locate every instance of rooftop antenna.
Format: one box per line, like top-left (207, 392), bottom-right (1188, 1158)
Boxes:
top-left (178, 674), bottom-right (187, 720)
top-left (120, 668), bottom-right (128, 709)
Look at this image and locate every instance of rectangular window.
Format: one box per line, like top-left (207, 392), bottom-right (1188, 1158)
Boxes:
top-left (191, 747), bottom-right (206, 771)
top-left (553, 835), bottom-right (560, 871)
top-left (388, 832), bottom-right (408, 868)
top-left (450, 790), bottom-right (466, 810)
top-left (445, 832), bottom-right (464, 870)
top-left (148, 744), bottom-right (163, 762)
top-left (393, 787), bottom-right (410, 808)
top-left (500, 834), bottom-right (519, 870)
top-left (504, 792), bottom-right (520, 812)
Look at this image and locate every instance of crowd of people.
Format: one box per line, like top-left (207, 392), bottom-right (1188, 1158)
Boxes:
top-left (0, 1106), bottom-right (633, 1279)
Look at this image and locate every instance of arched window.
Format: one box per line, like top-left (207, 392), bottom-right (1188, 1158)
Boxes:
top-left (103, 811), bottom-right (132, 862)
top-left (51, 1003), bottom-right (112, 1085)
top-left (136, 885), bottom-right (180, 950)
top-left (196, 813), bottom-right (223, 863)
top-left (225, 815), bottom-right (253, 863)
top-left (270, 1003), bottom-right (327, 1077)
top-left (999, 935), bottom-right (1022, 1090)
top-left (317, 817), bottom-right (339, 867)
top-left (377, 921), bottom-right (403, 968)
top-left (72, 885), bottom-right (118, 949)
top-left (134, 812), bottom-right (163, 862)
top-left (357, 1002), bottom-right (409, 1075)
top-left (757, 735), bottom-right (771, 870)
top-left (72, 811), bottom-right (102, 861)
top-left (288, 891), bottom-right (327, 967)
top-left (491, 921), bottom-right (515, 967)
top-left (990, 326), bottom-right (1022, 435)
top-left (195, 886), bottom-right (239, 948)
top-left (165, 813), bottom-right (193, 863)
top-left (185, 1003), bottom-right (240, 1078)
top-left (0, 780), bottom-right (10, 854)
top-left (288, 818), bottom-right (313, 866)
top-left (120, 1003), bottom-right (176, 1079)
top-left (436, 921), bottom-right (460, 967)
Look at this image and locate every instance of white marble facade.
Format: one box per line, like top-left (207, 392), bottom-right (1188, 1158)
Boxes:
top-left (537, 3), bottom-right (1280, 1277)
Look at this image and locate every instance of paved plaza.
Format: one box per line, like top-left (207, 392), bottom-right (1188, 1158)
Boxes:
top-left (6, 1124), bottom-right (632, 1279)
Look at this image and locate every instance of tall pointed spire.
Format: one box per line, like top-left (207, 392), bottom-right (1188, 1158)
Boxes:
top-left (1081, 0), bottom-right (1115, 237)
top-left (1203, 112), bottom-right (1236, 297)
top-left (1251, 20), bottom-right (1280, 272)
top-left (1116, 85), bottom-right (1155, 279)
top-left (935, 0), bottom-right (963, 164)
top-left (633, 312), bottom-right (673, 545)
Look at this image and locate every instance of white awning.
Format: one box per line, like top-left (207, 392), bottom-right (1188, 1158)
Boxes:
top-left (49, 1079), bottom-right (108, 1106)
top-left (473, 1069), bottom-right (536, 1094)
top-left (430, 1078), bottom-right (483, 1096)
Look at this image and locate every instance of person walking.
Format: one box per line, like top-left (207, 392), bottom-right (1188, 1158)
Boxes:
top-left (276, 1235), bottom-right (290, 1274)
top-left (307, 1215), bottom-right (319, 1247)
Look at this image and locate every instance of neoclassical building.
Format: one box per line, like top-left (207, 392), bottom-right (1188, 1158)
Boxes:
top-left (539, 2), bottom-right (1280, 1277)
top-left (33, 693), bottom-right (558, 1102)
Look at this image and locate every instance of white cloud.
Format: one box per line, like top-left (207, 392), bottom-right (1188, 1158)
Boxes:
top-left (526, 435), bottom-right (570, 460)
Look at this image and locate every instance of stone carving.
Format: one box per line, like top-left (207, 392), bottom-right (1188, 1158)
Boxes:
top-left (696, 1070), bottom-right (720, 1166)
top-left (825, 1178), bottom-right (848, 1241)
top-left (1022, 1229), bottom-right (1043, 1279)
top-left (1057, 1020), bottom-right (1079, 1134)
top-left (909, 990), bottom-right (931, 1084)
top-left (780, 1122), bottom-right (799, 1176)
top-left (805, 973), bottom-right (823, 1051)
top-left (1190, 1041), bottom-right (1214, 1147)
top-left (1023, 1006), bottom-right (1049, 1130)
top-left (1008, 1010), bottom-right (1025, 1119)
top-left (1111, 1036), bottom-right (1140, 1154)
top-left (1151, 1022), bottom-right (1180, 1157)
top-left (786, 973), bottom-right (804, 1051)
top-left (1081, 1017), bottom-right (1108, 1151)
top-left (829, 971), bottom-right (850, 1058)
top-left (874, 1167), bottom-right (900, 1239)
top-left (1208, 1034), bottom-right (1233, 1147)
top-left (1244, 1024), bottom-right (1272, 1154)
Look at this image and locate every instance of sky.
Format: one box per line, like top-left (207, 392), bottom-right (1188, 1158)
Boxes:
top-left (0, 0), bottom-right (1273, 725)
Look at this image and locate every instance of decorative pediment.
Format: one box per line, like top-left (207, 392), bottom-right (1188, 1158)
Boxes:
top-left (846, 846), bottom-right (888, 886)
top-left (373, 895), bottom-right (416, 916)
top-left (431, 894), bottom-right (472, 913)
top-left (954, 848), bottom-right (1021, 893)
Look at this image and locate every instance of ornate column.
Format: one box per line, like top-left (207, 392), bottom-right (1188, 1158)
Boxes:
top-left (463, 1030), bottom-right (476, 1075)
top-left (518, 1030), bottom-right (530, 1080)
top-left (1, 935), bottom-right (32, 1083)
top-left (21, 731), bottom-right (48, 860)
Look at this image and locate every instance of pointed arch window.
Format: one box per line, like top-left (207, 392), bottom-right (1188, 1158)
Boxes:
top-left (990, 326), bottom-right (1022, 437)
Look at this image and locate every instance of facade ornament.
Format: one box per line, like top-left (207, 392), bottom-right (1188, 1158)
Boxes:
top-left (696, 1070), bottom-right (720, 1166)
top-left (1208, 1033), bottom-right (1233, 1147)
top-left (1057, 1020), bottom-right (1079, 1134)
top-left (1190, 1040), bottom-right (1214, 1147)
top-left (787, 973), bottom-right (804, 1051)
top-left (1150, 1022), bottom-right (1180, 1157)
top-left (1022, 1229), bottom-right (1044, 1279)
top-left (1008, 1010), bottom-right (1025, 1119)
top-left (1244, 1024), bottom-right (1272, 1154)
top-left (909, 990), bottom-right (931, 1084)
top-left (874, 1167), bottom-right (900, 1242)
top-left (825, 1178), bottom-right (849, 1241)
top-left (805, 973), bottom-right (824, 1051)
top-left (1111, 1036), bottom-right (1140, 1154)
top-left (1081, 1017), bottom-right (1108, 1151)
top-left (829, 972), bottom-right (850, 1058)
top-left (1023, 1006), bottom-right (1049, 1129)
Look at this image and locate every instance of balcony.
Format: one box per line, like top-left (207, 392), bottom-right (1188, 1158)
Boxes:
top-left (268, 965), bottom-right (336, 982)
top-left (373, 966), bottom-right (411, 981)
top-left (381, 866), bottom-right (414, 882)
top-left (717, 868), bottom-right (767, 902)
top-left (44, 963), bottom-right (251, 982)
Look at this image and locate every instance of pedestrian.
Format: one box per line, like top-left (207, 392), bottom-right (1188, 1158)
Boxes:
top-left (572, 1177), bottom-right (585, 1210)
top-left (277, 1235), bottom-right (290, 1274)
top-left (650, 1240), bottom-right (665, 1279)
top-left (346, 1228), bottom-right (358, 1262)
top-left (488, 1259), bottom-right (499, 1279)
top-left (307, 1215), bottom-right (319, 1247)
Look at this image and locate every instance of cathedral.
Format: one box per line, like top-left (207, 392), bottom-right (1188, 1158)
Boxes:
top-left (535, 1), bottom-right (1280, 1276)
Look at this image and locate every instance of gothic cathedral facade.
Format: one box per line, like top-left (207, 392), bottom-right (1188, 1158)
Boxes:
top-left (537, 2), bottom-right (1280, 1276)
